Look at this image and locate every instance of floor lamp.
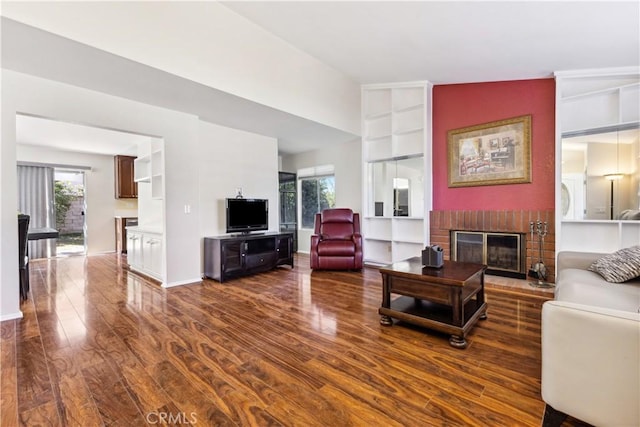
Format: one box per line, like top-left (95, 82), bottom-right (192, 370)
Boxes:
top-left (604, 173), bottom-right (623, 219)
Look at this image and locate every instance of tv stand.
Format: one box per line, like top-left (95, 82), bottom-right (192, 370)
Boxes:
top-left (203, 232), bottom-right (294, 282)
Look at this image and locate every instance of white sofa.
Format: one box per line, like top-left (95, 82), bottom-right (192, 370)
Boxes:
top-left (541, 251), bottom-right (640, 426)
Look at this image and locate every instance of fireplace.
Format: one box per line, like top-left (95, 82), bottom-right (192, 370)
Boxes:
top-left (451, 231), bottom-right (526, 278)
top-left (429, 210), bottom-right (556, 283)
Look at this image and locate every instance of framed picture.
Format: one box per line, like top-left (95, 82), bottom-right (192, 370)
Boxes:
top-left (448, 115), bottom-right (532, 187)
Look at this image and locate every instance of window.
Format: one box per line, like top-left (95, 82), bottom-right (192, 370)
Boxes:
top-left (298, 165), bottom-right (335, 229)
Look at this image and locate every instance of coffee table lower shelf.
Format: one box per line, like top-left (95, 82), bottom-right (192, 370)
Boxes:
top-left (379, 296), bottom-right (487, 348)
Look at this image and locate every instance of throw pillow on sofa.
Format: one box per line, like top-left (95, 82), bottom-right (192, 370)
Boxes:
top-left (589, 245), bottom-right (640, 283)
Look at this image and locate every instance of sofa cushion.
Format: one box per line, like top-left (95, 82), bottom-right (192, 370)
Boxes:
top-left (588, 245), bottom-right (640, 283)
top-left (556, 268), bottom-right (640, 312)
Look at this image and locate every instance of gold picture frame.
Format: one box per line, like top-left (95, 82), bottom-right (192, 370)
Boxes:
top-left (448, 115), bottom-right (532, 187)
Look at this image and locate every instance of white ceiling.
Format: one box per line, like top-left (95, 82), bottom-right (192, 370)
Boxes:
top-left (16, 114), bottom-right (151, 157)
top-left (3, 17), bottom-right (358, 156)
top-left (4, 1), bottom-right (640, 156)
top-left (223, 1), bottom-right (640, 84)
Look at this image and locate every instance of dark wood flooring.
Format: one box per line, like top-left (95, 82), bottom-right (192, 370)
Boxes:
top-left (1, 253), bottom-right (590, 426)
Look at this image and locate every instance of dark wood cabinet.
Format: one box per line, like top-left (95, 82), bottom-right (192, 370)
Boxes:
top-left (114, 155), bottom-right (137, 199)
top-left (204, 232), bottom-right (294, 282)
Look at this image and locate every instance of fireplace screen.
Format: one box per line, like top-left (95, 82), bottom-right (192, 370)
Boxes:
top-left (454, 232), bottom-right (483, 264)
top-left (452, 231), bottom-right (525, 278)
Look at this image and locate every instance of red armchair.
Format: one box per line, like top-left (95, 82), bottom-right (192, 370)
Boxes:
top-left (310, 208), bottom-right (363, 270)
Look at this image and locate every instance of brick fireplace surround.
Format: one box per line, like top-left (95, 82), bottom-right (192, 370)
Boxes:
top-left (429, 210), bottom-right (556, 283)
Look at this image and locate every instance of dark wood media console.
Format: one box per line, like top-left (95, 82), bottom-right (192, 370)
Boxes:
top-left (204, 232), bottom-right (294, 282)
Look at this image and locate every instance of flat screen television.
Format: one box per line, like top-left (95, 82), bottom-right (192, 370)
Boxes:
top-left (226, 198), bottom-right (269, 233)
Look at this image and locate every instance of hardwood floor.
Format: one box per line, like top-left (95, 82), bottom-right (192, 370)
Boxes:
top-left (1, 253), bottom-right (589, 426)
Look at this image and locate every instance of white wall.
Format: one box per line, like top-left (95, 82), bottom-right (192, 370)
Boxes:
top-left (2, 2), bottom-right (360, 135)
top-left (0, 71), bottom-right (20, 320)
top-left (16, 145), bottom-right (135, 255)
top-left (198, 121), bottom-right (279, 271)
top-left (1, 70), bottom-right (200, 318)
top-left (198, 121), bottom-right (279, 237)
top-left (0, 70), bottom-right (286, 319)
top-left (280, 138), bottom-right (362, 253)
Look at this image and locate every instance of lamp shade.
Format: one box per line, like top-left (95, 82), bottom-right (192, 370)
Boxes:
top-left (604, 173), bottom-right (624, 181)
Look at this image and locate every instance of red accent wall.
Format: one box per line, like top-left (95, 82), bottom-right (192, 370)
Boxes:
top-left (432, 79), bottom-right (556, 210)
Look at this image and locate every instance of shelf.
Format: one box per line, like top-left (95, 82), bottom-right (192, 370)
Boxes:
top-left (392, 241), bottom-right (423, 262)
top-left (135, 141), bottom-right (164, 199)
top-left (392, 238), bottom-right (424, 244)
top-left (151, 175), bottom-right (163, 200)
top-left (364, 237), bottom-right (393, 243)
top-left (151, 149), bottom-right (163, 176)
top-left (363, 217), bottom-right (392, 241)
top-left (561, 81), bottom-right (639, 101)
top-left (363, 82), bottom-right (430, 266)
top-left (561, 80), bottom-right (639, 132)
top-left (365, 137), bottom-right (393, 162)
top-left (134, 155), bottom-right (151, 183)
top-left (364, 88), bottom-right (392, 118)
top-left (366, 216), bottom-right (423, 220)
top-left (393, 104), bottom-right (423, 114)
top-left (394, 106), bottom-right (424, 135)
top-left (393, 217), bottom-right (425, 246)
top-left (363, 239), bottom-right (392, 265)
top-left (366, 114), bottom-right (392, 140)
top-left (365, 133), bottom-right (393, 142)
top-left (394, 127), bottom-right (423, 136)
top-left (560, 220), bottom-right (640, 253)
top-left (365, 110), bottom-right (392, 120)
top-left (392, 87), bottom-right (425, 111)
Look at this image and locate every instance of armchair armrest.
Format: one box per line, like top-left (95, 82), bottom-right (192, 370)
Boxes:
top-left (352, 233), bottom-right (362, 246)
top-left (541, 300), bottom-right (640, 426)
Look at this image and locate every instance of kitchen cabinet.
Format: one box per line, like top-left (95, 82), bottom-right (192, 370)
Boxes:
top-left (115, 217), bottom-right (138, 254)
top-left (142, 233), bottom-right (163, 277)
top-left (114, 155), bottom-right (137, 198)
top-left (126, 229), bottom-right (143, 267)
top-left (126, 227), bottom-right (163, 281)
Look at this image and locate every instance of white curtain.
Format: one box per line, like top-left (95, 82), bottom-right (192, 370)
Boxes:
top-left (17, 165), bottom-right (56, 259)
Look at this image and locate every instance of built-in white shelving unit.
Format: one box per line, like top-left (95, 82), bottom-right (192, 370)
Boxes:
top-left (130, 136), bottom-right (166, 284)
top-left (134, 139), bottom-right (164, 200)
top-left (555, 67), bottom-right (640, 253)
top-left (150, 146), bottom-right (164, 200)
top-left (133, 155), bottom-right (151, 183)
top-left (362, 82), bottom-right (433, 264)
top-left (561, 81), bottom-right (640, 133)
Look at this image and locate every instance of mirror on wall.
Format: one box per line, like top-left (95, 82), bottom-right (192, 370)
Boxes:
top-left (561, 125), bottom-right (640, 220)
top-left (393, 178), bottom-right (409, 216)
top-left (368, 156), bottom-right (423, 217)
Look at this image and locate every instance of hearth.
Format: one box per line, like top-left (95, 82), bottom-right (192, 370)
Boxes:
top-left (451, 230), bottom-right (526, 279)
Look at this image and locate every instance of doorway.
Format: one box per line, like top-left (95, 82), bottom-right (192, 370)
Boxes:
top-left (279, 172), bottom-right (298, 251)
top-left (54, 169), bottom-right (86, 255)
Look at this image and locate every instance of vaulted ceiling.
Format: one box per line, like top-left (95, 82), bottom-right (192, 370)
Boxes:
top-left (3, 1), bottom-right (639, 155)
top-left (224, 1), bottom-right (639, 84)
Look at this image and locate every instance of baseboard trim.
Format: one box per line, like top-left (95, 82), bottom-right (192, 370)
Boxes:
top-left (162, 278), bottom-right (202, 288)
top-left (0, 310), bottom-right (24, 321)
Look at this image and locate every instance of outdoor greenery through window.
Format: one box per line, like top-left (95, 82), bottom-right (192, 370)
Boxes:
top-left (300, 175), bottom-right (335, 229)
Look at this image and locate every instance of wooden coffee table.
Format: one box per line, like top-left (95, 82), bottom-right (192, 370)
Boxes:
top-left (379, 257), bottom-right (487, 349)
